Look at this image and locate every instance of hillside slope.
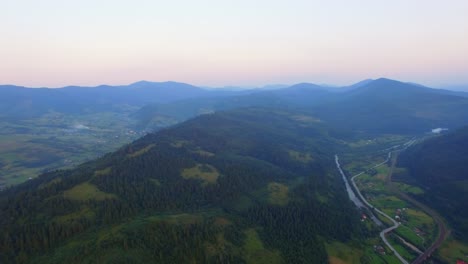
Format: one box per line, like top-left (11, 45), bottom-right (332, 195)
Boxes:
top-left (134, 84), bottom-right (333, 130)
top-left (398, 127), bottom-right (468, 240)
top-left (312, 78), bottom-right (468, 134)
top-left (0, 108), bottom-right (362, 263)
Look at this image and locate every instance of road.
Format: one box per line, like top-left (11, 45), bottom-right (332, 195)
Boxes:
top-left (338, 139), bottom-right (449, 264)
top-left (396, 235), bottom-right (423, 255)
top-left (386, 152), bottom-right (450, 264)
top-left (336, 154), bottom-right (408, 264)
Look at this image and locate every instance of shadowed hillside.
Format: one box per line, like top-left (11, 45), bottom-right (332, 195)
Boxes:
top-left (0, 108), bottom-right (362, 263)
top-left (398, 126), bottom-right (468, 241)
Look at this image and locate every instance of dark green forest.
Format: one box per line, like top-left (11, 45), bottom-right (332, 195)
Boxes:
top-left (4, 78), bottom-right (468, 263)
top-left (398, 126), bottom-right (468, 241)
top-left (0, 109), bottom-right (363, 263)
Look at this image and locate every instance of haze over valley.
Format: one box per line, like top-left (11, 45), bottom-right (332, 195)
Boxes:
top-left (2, 78), bottom-right (468, 263)
top-left (2, 1), bottom-right (468, 263)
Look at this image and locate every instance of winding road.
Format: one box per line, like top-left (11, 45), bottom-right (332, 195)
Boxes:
top-left (336, 154), bottom-right (409, 264)
top-left (337, 141), bottom-right (449, 264)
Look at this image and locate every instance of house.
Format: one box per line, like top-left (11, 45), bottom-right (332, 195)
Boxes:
top-left (374, 245), bottom-right (386, 255)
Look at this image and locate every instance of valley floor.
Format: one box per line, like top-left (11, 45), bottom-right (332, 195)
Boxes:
top-left (333, 137), bottom-right (468, 264)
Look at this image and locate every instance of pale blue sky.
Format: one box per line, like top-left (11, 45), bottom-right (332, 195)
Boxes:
top-left (1, 0), bottom-right (467, 87)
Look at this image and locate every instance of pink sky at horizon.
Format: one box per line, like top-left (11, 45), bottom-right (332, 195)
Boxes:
top-left (1, 0), bottom-right (467, 88)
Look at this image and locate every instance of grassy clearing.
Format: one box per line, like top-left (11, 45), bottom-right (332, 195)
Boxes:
top-left (347, 139), bottom-right (377, 148)
top-left (351, 159), bottom-right (438, 262)
top-left (55, 207), bottom-right (95, 223)
top-left (0, 111), bottom-right (142, 186)
top-left (387, 235), bottom-right (418, 262)
top-left (372, 195), bottom-right (407, 210)
top-left (356, 173), bottom-right (388, 194)
top-left (170, 140), bottom-right (189, 148)
top-left (360, 248), bottom-right (387, 264)
top-left (326, 241), bottom-right (362, 264)
top-left (63, 182), bottom-right (116, 201)
top-left (405, 208), bottom-right (434, 227)
top-left (379, 251), bottom-right (404, 264)
top-left (38, 177), bottom-right (62, 189)
top-left (147, 213), bottom-right (204, 225)
top-left (181, 164), bottom-right (220, 184)
top-left (439, 238), bottom-right (468, 263)
top-left (96, 223), bottom-right (126, 246)
top-left (290, 114), bottom-right (320, 123)
top-left (127, 144), bottom-right (155, 158)
top-left (342, 158), bottom-right (382, 176)
top-left (395, 182), bottom-right (424, 195)
top-left (395, 225), bottom-right (425, 249)
top-left (148, 178), bottom-right (161, 186)
top-left (316, 192), bottom-right (328, 203)
top-left (346, 134), bottom-right (409, 149)
top-left (94, 167), bottom-right (112, 176)
top-left (243, 228), bottom-right (282, 264)
top-left (146, 209), bottom-right (223, 225)
top-left (288, 150), bottom-right (313, 163)
top-left (267, 182), bottom-right (289, 206)
top-left (192, 148), bottom-right (215, 157)
top-left (357, 237), bottom-right (402, 264)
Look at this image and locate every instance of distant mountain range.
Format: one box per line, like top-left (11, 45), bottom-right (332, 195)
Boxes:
top-left (133, 78), bottom-right (468, 134)
top-left (3, 78), bottom-right (468, 134)
top-left (2, 77), bottom-right (468, 262)
top-left (0, 81), bottom-right (243, 119)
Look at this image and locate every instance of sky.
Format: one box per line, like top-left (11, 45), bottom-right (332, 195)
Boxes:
top-left (1, 0), bottom-right (468, 88)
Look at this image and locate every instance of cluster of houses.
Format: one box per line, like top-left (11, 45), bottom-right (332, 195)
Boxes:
top-left (394, 208), bottom-right (407, 224)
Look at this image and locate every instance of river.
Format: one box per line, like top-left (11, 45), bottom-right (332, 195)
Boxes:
top-left (335, 155), bottom-right (364, 208)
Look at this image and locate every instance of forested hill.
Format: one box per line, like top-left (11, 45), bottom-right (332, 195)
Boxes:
top-left (308, 78), bottom-right (468, 134)
top-left (0, 108), bottom-right (362, 264)
top-left (0, 81), bottom-right (242, 120)
top-left (398, 126), bottom-right (468, 240)
top-left (136, 78), bottom-right (468, 134)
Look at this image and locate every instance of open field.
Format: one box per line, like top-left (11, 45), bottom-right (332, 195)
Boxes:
top-left (127, 144), bottom-right (156, 158)
top-left (438, 238), bottom-right (468, 263)
top-left (395, 182), bottom-right (424, 195)
top-left (267, 182), bottom-right (289, 206)
top-left (63, 182), bottom-right (116, 201)
top-left (351, 160), bottom-right (438, 263)
top-left (243, 228), bottom-right (282, 264)
top-left (181, 163), bottom-right (220, 184)
top-left (395, 225), bottom-right (425, 249)
top-left (288, 150), bottom-right (313, 163)
top-left (326, 241), bottom-right (362, 264)
top-left (0, 111), bottom-right (143, 187)
top-left (387, 234), bottom-right (419, 261)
